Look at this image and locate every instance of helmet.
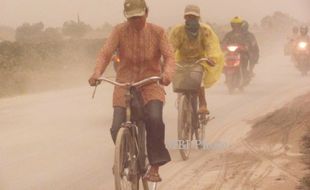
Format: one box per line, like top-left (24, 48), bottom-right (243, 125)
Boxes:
top-left (230, 16), bottom-right (244, 30)
top-left (292, 26), bottom-right (299, 34)
top-left (231, 16), bottom-right (243, 24)
top-left (241, 20), bottom-right (249, 32)
top-left (300, 25), bottom-right (308, 35)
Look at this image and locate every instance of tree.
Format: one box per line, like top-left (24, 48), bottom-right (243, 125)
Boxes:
top-left (260, 11), bottom-right (299, 33)
top-left (44, 27), bottom-right (63, 42)
top-left (15, 22), bottom-right (44, 43)
top-left (261, 16), bottom-right (272, 30)
top-left (97, 22), bottom-right (113, 37)
top-left (62, 20), bottom-right (92, 39)
top-left (15, 22), bottom-right (63, 43)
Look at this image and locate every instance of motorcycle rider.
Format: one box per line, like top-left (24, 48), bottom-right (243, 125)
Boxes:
top-left (88, 0), bottom-right (175, 182)
top-left (285, 26), bottom-right (299, 55)
top-left (289, 26), bottom-right (300, 44)
top-left (294, 25), bottom-right (310, 47)
top-left (169, 4), bottom-right (224, 115)
top-left (292, 25), bottom-right (310, 65)
top-left (241, 20), bottom-right (260, 77)
top-left (222, 17), bottom-right (259, 86)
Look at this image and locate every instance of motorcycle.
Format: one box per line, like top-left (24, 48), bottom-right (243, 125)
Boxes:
top-left (292, 40), bottom-right (310, 76)
top-left (223, 44), bottom-right (248, 94)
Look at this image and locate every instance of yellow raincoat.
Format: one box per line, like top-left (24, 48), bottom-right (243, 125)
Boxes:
top-left (169, 23), bottom-right (224, 88)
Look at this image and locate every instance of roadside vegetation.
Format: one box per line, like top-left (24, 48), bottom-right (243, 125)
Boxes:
top-left (0, 11), bottom-right (305, 98)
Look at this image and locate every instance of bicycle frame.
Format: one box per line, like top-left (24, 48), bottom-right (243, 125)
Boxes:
top-left (178, 91), bottom-right (213, 154)
top-left (180, 92), bottom-right (198, 134)
top-left (93, 76), bottom-right (161, 190)
top-left (95, 76), bottom-right (161, 150)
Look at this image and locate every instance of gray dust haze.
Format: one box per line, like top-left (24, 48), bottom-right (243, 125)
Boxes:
top-left (2, 0), bottom-right (310, 27)
top-left (2, 1), bottom-right (310, 190)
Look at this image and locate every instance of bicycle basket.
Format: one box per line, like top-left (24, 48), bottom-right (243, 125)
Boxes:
top-left (172, 64), bottom-right (204, 93)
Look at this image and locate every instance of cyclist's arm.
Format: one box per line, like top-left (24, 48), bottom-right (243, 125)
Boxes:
top-left (203, 25), bottom-right (224, 67)
top-left (160, 28), bottom-right (176, 85)
top-left (92, 25), bottom-right (120, 78)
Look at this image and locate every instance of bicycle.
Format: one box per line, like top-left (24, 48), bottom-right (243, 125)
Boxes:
top-left (93, 76), bottom-right (161, 190)
top-left (174, 58), bottom-right (215, 160)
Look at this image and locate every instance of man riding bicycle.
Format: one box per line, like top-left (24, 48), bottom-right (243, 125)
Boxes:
top-left (169, 4), bottom-right (224, 115)
top-left (88, 0), bottom-right (175, 183)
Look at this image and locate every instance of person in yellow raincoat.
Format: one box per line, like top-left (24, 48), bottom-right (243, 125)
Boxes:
top-left (169, 4), bottom-right (224, 114)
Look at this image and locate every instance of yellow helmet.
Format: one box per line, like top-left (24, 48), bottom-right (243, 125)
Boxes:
top-left (230, 16), bottom-right (243, 24)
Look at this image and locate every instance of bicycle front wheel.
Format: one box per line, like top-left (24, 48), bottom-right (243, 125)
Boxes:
top-left (177, 94), bottom-right (193, 160)
top-left (114, 127), bottom-right (139, 190)
top-left (195, 114), bottom-right (206, 149)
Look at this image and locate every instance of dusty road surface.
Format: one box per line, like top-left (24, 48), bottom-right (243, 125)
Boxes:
top-left (1, 43), bottom-right (310, 190)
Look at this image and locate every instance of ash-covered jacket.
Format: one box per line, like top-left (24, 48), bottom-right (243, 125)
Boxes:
top-left (169, 23), bottom-right (224, 88)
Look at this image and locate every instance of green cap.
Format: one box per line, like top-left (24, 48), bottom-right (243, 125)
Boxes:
top-left (124, 0), bottom-right (147, 18)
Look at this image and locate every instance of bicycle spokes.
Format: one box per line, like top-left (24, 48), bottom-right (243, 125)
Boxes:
top-left (114, 128), bottom-right (139, 190)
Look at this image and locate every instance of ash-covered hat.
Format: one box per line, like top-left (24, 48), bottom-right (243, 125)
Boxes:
top-left (124, 0), bottom-right (147, 18)
top-left (184, 4), bottom-right (200, 17)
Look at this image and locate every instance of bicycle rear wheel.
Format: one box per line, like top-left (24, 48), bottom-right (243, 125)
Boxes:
top-left (114, 127), bottom-right (139, 190)
top-left (177, 95), bottom-right (193, 160)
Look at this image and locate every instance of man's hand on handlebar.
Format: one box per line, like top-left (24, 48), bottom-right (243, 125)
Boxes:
top-left (160, 73), bottom-right (171, 86)
top-left (88, 75), bottom-right (101, 86)
top-left (206, 59), bottom-right (216, 67)
top-left (194, 58), bottom-right (216, 67)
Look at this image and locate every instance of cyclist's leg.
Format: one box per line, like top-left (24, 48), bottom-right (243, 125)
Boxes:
top-left (197, 87), bottom-right (209, 114)
top-left (143, 100), bottom-right (171, 182)
top-left (191, 93), bottom-right (199, 128)
top-left (110, 106), bottom-right (126, 143)
top-left (144, 100), bottom-right (171, 165)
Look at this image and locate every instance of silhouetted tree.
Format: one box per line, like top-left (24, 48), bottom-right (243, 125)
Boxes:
top-left (15, 22), bottom-right (63, 43)
top-left (15, 22), bottom-right (44, 43)
top-left (44, 27), bottom-right (63, 42)
top-left (96, 22), bottom-right (113, 36)
top-left (260, 11), bottom-right (299, 33)
top-left (62, 20), bottom-right (92, 39)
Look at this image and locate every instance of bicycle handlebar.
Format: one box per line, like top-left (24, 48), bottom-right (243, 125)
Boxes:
top-left (176, 58), bottom-right (215, 68)
top-left (97, 76), bottom-right (161, 87)
top-left (92, 76), bottom-right (161, 99)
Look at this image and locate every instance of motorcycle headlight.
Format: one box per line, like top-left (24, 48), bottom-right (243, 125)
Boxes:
top-left (227, 46), bottom-right (238, 52)
top-left (298, 42), bottom-right (308, 49)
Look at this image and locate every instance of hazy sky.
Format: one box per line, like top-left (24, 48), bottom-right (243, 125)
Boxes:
top-left (2, 0), bottom-right (310, 28)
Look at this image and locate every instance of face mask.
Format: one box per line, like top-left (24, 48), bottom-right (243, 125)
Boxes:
top-left (185, 19), bottom-right (200, 39)
top-left (128, 15), bottom-right (147, 31)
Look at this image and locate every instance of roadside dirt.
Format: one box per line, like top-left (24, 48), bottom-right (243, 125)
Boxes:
top-left (207, 92), bottom-right (310, 190)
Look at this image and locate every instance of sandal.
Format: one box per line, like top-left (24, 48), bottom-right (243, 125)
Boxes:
top-left (143, 167), bottom-right (162, 182)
